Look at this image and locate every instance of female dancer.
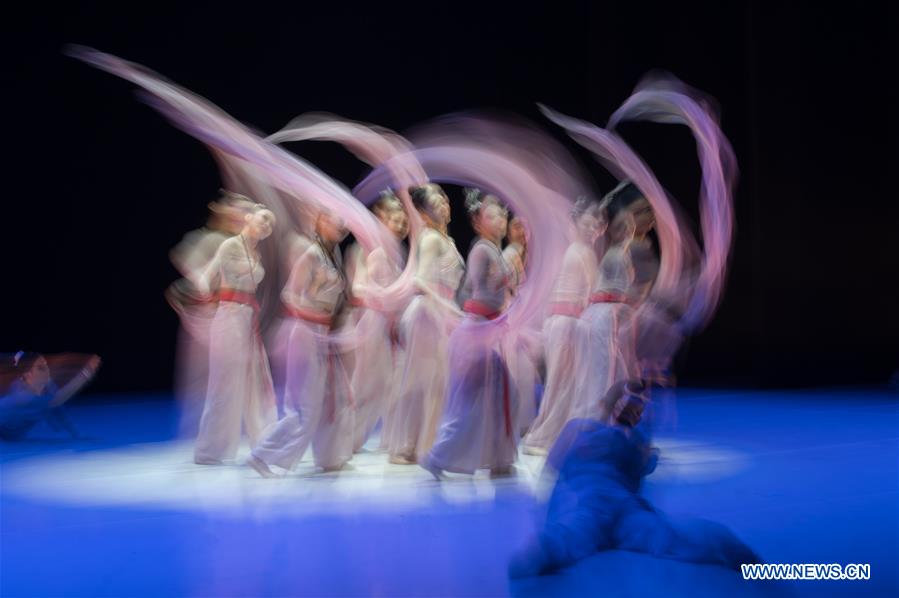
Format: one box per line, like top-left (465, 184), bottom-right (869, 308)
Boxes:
top-left (616, 186), bottom-right (669, 385)
top-left (387, 184), bottom-right (464, 465)
top-left (167, 191), bottom-right (251, 437)
top-left (248, 210), bottom-right (354, 476)
top-left (267, 227), bottom-right (312, 418)
top-left (422, 190), bottom-right (517, 478)
top-left (610, 182), bottom-right (658, 304)
top-left (192, 203), bottom-right (278, 465)
top-left (503, 217), bottom-right (528, 287)
top-left (337, 234), bottom-right (366, 380)
top-left (521, 197), bottom-right (604, 455)
top-left (576, 203), bottom-right (639, 418)
top-left (502, 217), bottom-right (541, 436)
top-left (351, 192), bottom-right (409, 451)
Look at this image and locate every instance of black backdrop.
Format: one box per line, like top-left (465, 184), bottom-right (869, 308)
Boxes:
top-left (5, 1), bottom-right (898, 393)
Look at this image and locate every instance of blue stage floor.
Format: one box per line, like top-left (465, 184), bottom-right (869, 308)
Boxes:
top-left (1, 388), bottom-right (896, 597)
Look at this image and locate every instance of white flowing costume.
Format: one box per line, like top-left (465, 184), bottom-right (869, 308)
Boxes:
top-left (388, 228), bottom-right (464, 462)
top-left (168, 226), bottom-right (230, 438)
top-left (338, 241), bottom-right (367, 378)
top-left (575, 245), bottom-right (637, 419)
top-left (251, 240), bottom-right (354, 471)
top-left (351, 244), bottom-right (405, 451)
top-left (522, 241), bottom-right (597, 452)
top-left (501, 242), bottom-right (541, 436)
top-left (267, 232), bottom-right (312, 418)
top-left (194, 235), bottom-right (277, 463)
top-left (428, 239), bottom-right (518, 474)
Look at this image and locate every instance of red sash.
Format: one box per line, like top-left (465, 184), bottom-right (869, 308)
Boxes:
top-left (281, 304), bottom-right (333, 327)
top-left (549, 301), bottom-right (583, 318)
top-left (463, 299), bottom-right (502, 321)
top-left (589, 292), bottom-right (628, 304)
top-left (219, 288), bottom-right (259, 311)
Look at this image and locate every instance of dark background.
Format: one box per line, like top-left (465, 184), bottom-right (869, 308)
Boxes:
top-left (5, 1), bottom-right (898, 393)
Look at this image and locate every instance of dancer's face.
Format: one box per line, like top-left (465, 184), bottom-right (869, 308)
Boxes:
top-left (246, 210), bottom-right (275, 241)
top-left (477, 203), bottom-right (508, 243)
top-left (386, 208), bottom-right (409, 240)
top-left (429, 192), bottom-right (451, 226)
top-left (507, 218), bottom-right (527, 246)
top-left (576, 210), bottom-right (603, 244)
top-left (631, 198), bottom-right (655, 236)
top-left (317, 213), bottom-right (347, 244)
top-left (23, 356), bottom-right (50, 394)
top-left (611, 212), bottom-right (636, 244)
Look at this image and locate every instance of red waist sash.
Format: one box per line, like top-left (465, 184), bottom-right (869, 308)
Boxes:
top-left (281, 304), bottom-right (333, 327)
top-left (548, 301), bottom-right (583, 318)
top-left (219, 288), bottom-right (259, 311)
top-left (589, 292), bottom-right (628, 304)
top-left (463, 299), bottom-right (502, 320)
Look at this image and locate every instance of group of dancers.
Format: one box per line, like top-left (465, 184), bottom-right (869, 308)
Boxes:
top-left (168, 178), bottom-right (661, 480)
top-left (53, 46), bottom-right (753, 577)
top-left (56, 50), bottom-right (739, 490)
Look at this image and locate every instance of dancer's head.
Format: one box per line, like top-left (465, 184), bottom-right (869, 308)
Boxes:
top-left (609, 210), bottom-right (637, 245)
top-left (315, 209), bottom-right (347, 244)
top-left (409, 183), bottom-right (451, 228)
top-left (11, 352), bottom-right (50, 394)
top-left (601, 379), bottom-right (648, 428)
top-left (507, 216), bottom-right (528, 248)
top-left (243, 203), bottom-right (276, 241)
top-left (210, 190), bottom-right (255, 234)
top-left (465, 189), bottom-right (508, 244)
top-left (630, 197), bottom-right (655, 237)
top-left (373, 190), bottom-right (409, 240)
top-left (605, 181), bottom-right (654, 242)
top-left (570, 196), bottom-right (607, 244)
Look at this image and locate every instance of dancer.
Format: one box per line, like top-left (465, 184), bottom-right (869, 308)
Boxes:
top-left (0, 352), bottom-right (100, 440)
top-left (522, 197), bottom-right (604, 454)
top-left (620, 190), bottom-right (676, 387)
top-left (351, 191), bottom-right (409, 451)
top-left (502, 216), bottom-right (541, 435)
top-left (387, 184), bottom-right (464, 465)
top-left (509, 380), bottom-right (762, 577)
top-left (192, 203), bottom-right (278, 465)
top-left (503, 216), bottom-right (528, 284)
top-left (575, 199), bottom-right (640, 418)
top-left (337, 232), bottom-right (367, 379)
top-left (606, 182), bottom-right (680, 390)
top-left (248, 210), bottom-right (354, 476)
top-left (167, 190), bottom-right (252, 436)
top-left (422, 190), bottom-right (517, 478)
top-left (622, 190), bottom-right (659, 304)
top-left (267, 226), bottom-right (313, 418)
